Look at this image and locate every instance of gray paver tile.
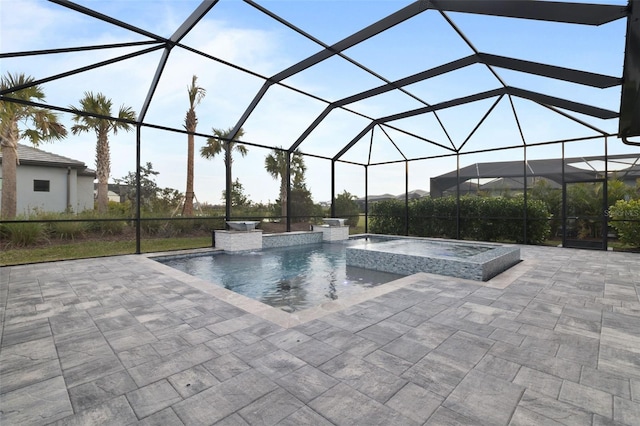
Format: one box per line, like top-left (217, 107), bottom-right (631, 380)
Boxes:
top-left (356, 323), bottom-right (404, 345)
top-left (309, 382), bottom-right (419, 426)
top-left (0, 359), bottom-right (62, 394)
top-left (62, 354), bottom-right (125, 388)
top-left (592, 414), bottom-right (628, 426)
top-left (386, 382), bottom-right (443, 424)
top-left (213, 414), bottom-right (250, 425)
top-left (613, 396), bottom-right (640, 426)
top-left (363, 349), bottom-right (413, 376)
top-left (433, 330), bottom-right (494, 365)
top-left (276, 406), bottom-right (334, 426)
top-left (172, 370), bottom-right (278, 425)
top-left (556, 338), bottom-right (600, 367)
top-left (0, 317), bottom-right (51, 346)
top-left (509, 406), bottom-right (565, 426)
top-left (265, 328), bottom-right (312, 349)
top-left (632, 378), bottom-right (640, 402)
top-left (402, 351), bottom-right (471, 398)
top-left (247, 348), bottom-right (306, 379)
top-left (489, 341), bottom-right (581, 381)
top-left (127, 379), bottom-right (182, 419)
top-left (168, 364), bottom-right (220, 398)
top-left (474, 354), bottom-right (522, 381)
top-left (0, 336), bottom-right (58, 374)
top-left (443, 369), bottom-right (524, 425)
top-left (206, 313), bottom-right (262, 336)
top-left (517, 389), bottom-right (592, 425)
top-left (380, 334), bottom-right (433, 363)
top-left (423, 406), bottom-right (478, 425)
top-left (0, 375), bottom-right (73, 426)
top-left (320, 352), bottom-right (407, 403)
top-left (152, 336), bottom-right (190, 357)
top-left (581, 366), bottom-right (631, 399)
top-left (599, 345), bottom-right (640, 380)
top-left (513, 366), bottom-right (563, 398)
top-left (203, 353), bottom-right (251, 382)
top-left (275, 364), bottom-right (339, 403)
top-left (127, 344), bottom-right (218, 387)
top-left (137, 407), bottom-right (185, 426)
top-left (51, 395), bottom-right (138, 426)
top-left (286, 337), bottom-right (342, 367)
top-left (232, 339), bottom-right (279, 363)
top-left (238, 388), bottom-right (305, 425)
top-left (68, 370), bottom-right (138, 412)
top-left (117, 344), bottom-right (161, 369)
top-left (204, 334), bottom-right (246, 355)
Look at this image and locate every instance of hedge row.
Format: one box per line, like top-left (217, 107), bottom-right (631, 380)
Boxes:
top-left (608, 199), bottom-right (640, 247)
top-left (369, 196), bottom-right (551, 244)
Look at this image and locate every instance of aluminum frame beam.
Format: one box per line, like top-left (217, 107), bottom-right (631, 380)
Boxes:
top-left (333, 86), bottom-right (618, 161)
top-left (430, 0), bottom-right (627, 26)
top-left (290, 52), bottom-right (620, 152)
top-left (619, 0), bottom-right (640, 139)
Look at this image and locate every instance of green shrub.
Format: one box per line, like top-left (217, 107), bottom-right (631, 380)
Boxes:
top-left (49, 220), bottom-right (87, 240)
top-left (77, 211), bottom-right (128, 235)
top-left (609, 199), bottom-right (640, 247)
top-left (369, 199), bottom-right (406, 235)
top-left (169, 219), bottom-right (196, 235)
top-left (1, 221), bottom-right (47, 247)
top-left (370, 196), bottom-right (550, 244)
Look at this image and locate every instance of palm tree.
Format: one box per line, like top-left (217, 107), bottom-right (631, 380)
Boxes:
top-left (200, 127), bottom-right (247, 215)
top-left (70, 92), bottom-right (136, 214)
top-left (182, 75), bottom-right (205, 216)
top-left (264, 148), bottom-right (306, 219)
top-left (1, 72), bottom-right (67, 218)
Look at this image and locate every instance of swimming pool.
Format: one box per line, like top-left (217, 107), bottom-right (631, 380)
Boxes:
top-left (157, 238), bottom-right (403, 312)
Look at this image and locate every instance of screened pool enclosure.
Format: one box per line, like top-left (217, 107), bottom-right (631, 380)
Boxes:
top-left (1, 0), bottom-right (639, 256)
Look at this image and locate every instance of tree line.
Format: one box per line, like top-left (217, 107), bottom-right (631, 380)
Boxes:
top-left (0, 72), bottom-right (333, 221)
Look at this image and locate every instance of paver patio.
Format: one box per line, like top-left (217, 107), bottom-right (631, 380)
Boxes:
top-left (1, 244), bottom-right (640, 425)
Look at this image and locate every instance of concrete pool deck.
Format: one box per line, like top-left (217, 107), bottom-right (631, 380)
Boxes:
top-left (1, 245), bottom-right (640, 425)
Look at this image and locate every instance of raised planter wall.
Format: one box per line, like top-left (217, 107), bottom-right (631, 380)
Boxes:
top-left (262, 231), bottom-right (323, 248)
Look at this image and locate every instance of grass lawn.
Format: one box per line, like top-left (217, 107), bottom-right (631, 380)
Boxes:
top-left (1, 236), bottom-right (212, 266)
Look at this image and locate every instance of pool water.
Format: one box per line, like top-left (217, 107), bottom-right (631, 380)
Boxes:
top-left (158, 239), bottom-right (403, 312)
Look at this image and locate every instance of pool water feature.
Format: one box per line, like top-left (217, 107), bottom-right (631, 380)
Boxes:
top-left (157, 239), bottom-right (403, 313)
top-left (346, 238), bottom-right (520, 281)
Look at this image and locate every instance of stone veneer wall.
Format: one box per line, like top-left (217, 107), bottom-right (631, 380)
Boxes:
top-left (312, 225), bottom-right (350, 242)
top-left (346, 244), bottom-right (520, 282)
top-left (262, 231), bottom-right (323, 248)
top-left (214, 230), bottom-right (263, 252)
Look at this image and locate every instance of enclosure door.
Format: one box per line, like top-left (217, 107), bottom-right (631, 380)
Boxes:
top-left (562, 180), bottom-right (607, 250)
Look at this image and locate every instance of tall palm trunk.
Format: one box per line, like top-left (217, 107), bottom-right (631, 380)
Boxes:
top-left (280, 179), bottom-right (287, 219)
top-left (96, 128), bottom-right (110, 214)
top-left (0, 121), bottom-right (19, 218)
top-left (183, 109), bottom-right (196, 216)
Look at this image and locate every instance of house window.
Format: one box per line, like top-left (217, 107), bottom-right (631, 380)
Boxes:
top-left (34, 180), bottom-right (50, 192)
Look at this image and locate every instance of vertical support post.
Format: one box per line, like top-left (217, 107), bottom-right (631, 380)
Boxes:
top-left (331, 160), bottom-right (336, 218)
top-left (523, 146), bottom-right (528, 244)
top-left (561, 142), bottom-right (566, 248)
top-left (405, 160), bottom-right (409, 236)
top-left (456, 153), bottom-right (461, 240)
top-left (364, 164), bottom-right (368, 234)
top-left (225, 143), bottom-right (231, 222)
top-left (286, 151), bottom-right (291, 232)
top-left (603, 136), bottom-right (608, 250)
top-left (135, 124), bottom-right (141, 254)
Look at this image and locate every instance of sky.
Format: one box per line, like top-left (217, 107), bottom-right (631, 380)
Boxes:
top-left (1, 0), bottom-right (636, 206)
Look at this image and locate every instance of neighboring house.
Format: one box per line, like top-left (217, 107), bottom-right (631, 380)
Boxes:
top-left (430, 154), bottom-right (640, 197)
top-left (93, 183), bottom-right (129, 203)
top-left (0, 143), bottom-right (96, 214)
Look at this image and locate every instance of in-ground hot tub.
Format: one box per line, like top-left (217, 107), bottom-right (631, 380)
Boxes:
top-left (346, 238), bottom-right (520, 281)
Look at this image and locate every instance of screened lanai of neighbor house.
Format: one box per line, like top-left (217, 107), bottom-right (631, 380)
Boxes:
top-left (1, 0), bottom-right (639, 256)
